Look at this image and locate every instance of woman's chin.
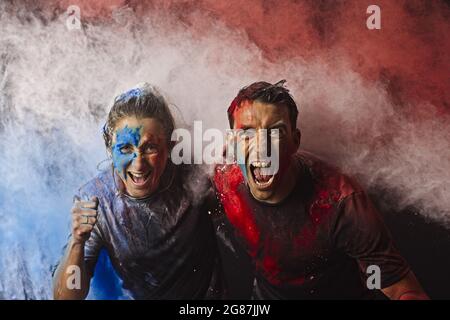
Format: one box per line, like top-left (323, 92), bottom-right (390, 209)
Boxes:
top-left (115, 169), bottom-right (162, 198)
top-left (124, 179), bottom-right (157, 198)
top-left (126, 186), bottom-right (155, 198)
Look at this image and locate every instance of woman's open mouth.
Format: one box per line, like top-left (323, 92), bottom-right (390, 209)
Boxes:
top-left (249, 161), bottom-right (275, 189)
top-left (127, 171), bottom-right (152, 187)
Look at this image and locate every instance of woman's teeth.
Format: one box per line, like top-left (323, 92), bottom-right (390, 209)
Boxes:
top-left (128, 172), bottom-right (150, 185)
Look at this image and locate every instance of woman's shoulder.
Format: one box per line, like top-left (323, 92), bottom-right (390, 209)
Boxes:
top-left (76, 168), bottom-right (117, 201)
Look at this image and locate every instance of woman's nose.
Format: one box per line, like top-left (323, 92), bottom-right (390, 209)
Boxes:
top-left (132, 152), bottom-right (148, 169)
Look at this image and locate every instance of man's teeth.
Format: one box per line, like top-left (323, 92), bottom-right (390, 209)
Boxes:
top-left (251, 163), bottom-right (274, 187)
top-left (251, 161), bottom-right (271, 168)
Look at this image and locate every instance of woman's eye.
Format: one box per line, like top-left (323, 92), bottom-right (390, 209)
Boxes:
top-left (120, 145), bottom-right (133, 154)
top-left (143, 145), bottom-right (158, 154)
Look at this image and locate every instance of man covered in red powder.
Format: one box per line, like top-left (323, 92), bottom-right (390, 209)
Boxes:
top-left (213, 80), bottom-right (429, 299)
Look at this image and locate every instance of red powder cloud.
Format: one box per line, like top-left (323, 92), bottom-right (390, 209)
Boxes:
top-left (41, 0), bottom-right (450, 114)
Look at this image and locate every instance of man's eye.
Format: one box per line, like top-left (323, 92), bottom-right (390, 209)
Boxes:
top-left (268, 128), bottom-right (282, 137)
top-left (240, 129), bottom-right (256, 139)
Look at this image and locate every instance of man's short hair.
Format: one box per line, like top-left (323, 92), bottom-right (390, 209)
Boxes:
top-left (227, 80), bottom-right (299, 129)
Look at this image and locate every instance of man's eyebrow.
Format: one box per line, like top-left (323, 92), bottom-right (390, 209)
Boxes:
top-left (235, 122), bottom-right (254, 130)
top-left (268, 120), bottom-right (287, 130)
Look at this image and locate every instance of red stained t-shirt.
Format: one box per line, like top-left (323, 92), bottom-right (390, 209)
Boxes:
top-left (213, 151), bottom-right (410, 299)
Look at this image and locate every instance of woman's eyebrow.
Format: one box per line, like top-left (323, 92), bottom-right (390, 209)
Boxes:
top-left (139, 139), bottom-right (154, 146)
top-left (139, 135), bottom-right (163, 146)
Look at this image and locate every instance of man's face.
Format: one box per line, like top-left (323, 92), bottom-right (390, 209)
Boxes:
top-left (232, 100), bottom-right (300, 203)
top-left (111, 117), bottom-right (169, 198)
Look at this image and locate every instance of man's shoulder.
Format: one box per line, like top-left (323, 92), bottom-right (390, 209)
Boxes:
top-left (297, 150), bottom-right (364, 201)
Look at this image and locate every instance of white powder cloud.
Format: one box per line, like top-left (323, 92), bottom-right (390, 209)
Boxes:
top-left (0, 3), bottom-right (448, 298)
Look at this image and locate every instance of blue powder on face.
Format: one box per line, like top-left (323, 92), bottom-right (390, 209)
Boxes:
top-left (236, 147), bottom-right (248, 183)
top-left (238, 163), bottom-right (248, 182)
top-left (112, 125), bottom-right (142, 179)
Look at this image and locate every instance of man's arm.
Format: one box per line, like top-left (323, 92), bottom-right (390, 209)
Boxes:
top-left (53, 196), bottom-right (99, 300)
top-left (332, 191), bottom-right (429, 299)
top-left (381, 271), bottom-right (429, 300)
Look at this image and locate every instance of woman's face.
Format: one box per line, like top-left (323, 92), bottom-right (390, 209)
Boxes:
top-left (111, 116), bottom-right (169, 198)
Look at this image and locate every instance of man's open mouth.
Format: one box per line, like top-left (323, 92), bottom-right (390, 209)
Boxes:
top-left (249, 161), bottom-right (275, 188)
top-left (127, 171), bottom-right (152, 186)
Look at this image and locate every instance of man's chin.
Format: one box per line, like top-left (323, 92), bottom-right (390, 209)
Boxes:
top-left (247, 179), bottom-right (275, 202)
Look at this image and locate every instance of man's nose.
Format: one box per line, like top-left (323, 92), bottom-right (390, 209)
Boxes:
top-left (255, 129), bottom-right (270, 160)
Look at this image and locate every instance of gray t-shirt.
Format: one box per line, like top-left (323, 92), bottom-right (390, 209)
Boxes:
top-left (62, 164), bottom-right (223, 299)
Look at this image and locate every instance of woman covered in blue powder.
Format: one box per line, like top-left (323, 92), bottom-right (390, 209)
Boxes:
top-left (52, 84), bottom-right (224, 299)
